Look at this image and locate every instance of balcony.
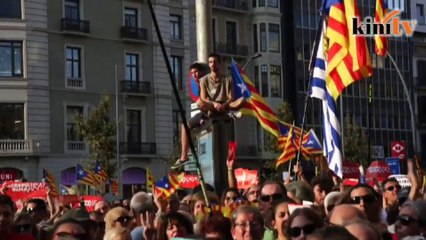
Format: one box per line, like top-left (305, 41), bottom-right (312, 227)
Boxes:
top-left (67, 78), bottom-right (84, 89)
top-left (61, 18), bottom-right (90, 34)
top-left (215, 42), bottom-right (248, 57)
top-left (119, 142), bottom-right (156, 155)
top-left (120, 80), bottom-right (151, 95)
top-left (212, 0), bottom-right (249, 12)
top-left (121, 26), bottom-right (148, 42)
top-left (0, 139), bottom-right (40, 155)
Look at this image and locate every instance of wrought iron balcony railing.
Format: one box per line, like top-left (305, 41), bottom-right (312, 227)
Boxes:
top-left (121, 26), bottom-right (148, 41)
top-left (215, 42), bottom-right (249, 56)
top-left (120, 80), bottom-right (151, 95)
top-left (61, 18), bottom-right (90, 33)
top-left (119, 142), bottom-right (157, 155)
top-left (212, 0), bottom-right (249, 11)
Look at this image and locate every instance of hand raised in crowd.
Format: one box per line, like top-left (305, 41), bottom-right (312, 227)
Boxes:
top-left (153, 191), bottom-right (165, 213)
top-left (141, 211), bottom-right (156, 240)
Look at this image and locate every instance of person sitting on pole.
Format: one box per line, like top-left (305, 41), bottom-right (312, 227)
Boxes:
top-left (173, 53), bottom-right (244, 169)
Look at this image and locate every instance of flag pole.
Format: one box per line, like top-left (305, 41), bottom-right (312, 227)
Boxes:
top-left (115, 64), bottom-right (120, 196)
top-left (147, 0), bottom-right (210, 208)
top-left (296, 14), bottom-right (325, 163)
top-left (386, 53), bottom-right (418, 158)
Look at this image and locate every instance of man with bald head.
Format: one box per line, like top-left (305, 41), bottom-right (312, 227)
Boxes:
top-left (344, 220), bottom-right (381, 240)
top-left (329, 204), bottom-right (366, 226)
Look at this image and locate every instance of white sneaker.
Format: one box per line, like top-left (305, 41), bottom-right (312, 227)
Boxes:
top-left (229, 111), bottom-right (242, 119)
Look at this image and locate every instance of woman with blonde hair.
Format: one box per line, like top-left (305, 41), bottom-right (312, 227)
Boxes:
top-left (104, 207), bottom-right (132, 232)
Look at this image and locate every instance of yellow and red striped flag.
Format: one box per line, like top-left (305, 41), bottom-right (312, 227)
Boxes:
top-left (43, 169), bottom-right (59, 197)
top-left (276, 127), bottom-right (297, 169)
top-left (231, 60), bottom-right (280, 137)
top-left (325, 0), bottom-right (372, 100)
top-left (146, 168), bottom-right (155, 193)
top-left (374, 0), bottom-right (389, 56)
top-left (155, 172), bottom-right (184, 198)
top-left (110, 179), bottom-right (119, 196)
top-left (76, 164), bottom-right (101, 190)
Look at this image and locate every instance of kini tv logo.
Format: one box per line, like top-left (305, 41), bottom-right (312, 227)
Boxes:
top-left (352, 10), bottom-right (417, 37)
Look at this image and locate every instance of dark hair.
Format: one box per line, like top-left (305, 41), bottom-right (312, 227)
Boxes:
top-left (347, 184), bottom-right (378, 198)
top-left (286, 207), bottom-right (324, 237)
top-left (310, 175), bottom-right (334, 193)
top-left (160, 212), bottom-right (194, 239)
top-left (190, 62), bottom-right (203, 71)
top-left (261, 180), bottom-right (287, 196)
top-left (208, 53), bottom-right (221, 63)
top-left (201, 215), bottom-right (232, 240)
top-left (307, 226), bottom-right (357, 240)
top-left (271, 199), bottom-right (293, 220)
top-left (0, 194), bottom-right (14, 211)
top-left (381, 177), bottom-right (399, 189)
top-left (27, 198), bottom-right (47, 211)
top-left (220, 188), bottom-right (241, 204)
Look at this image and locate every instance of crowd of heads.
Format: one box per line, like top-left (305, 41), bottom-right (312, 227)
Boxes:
top-left (1, 174), bottom-right (426, 240)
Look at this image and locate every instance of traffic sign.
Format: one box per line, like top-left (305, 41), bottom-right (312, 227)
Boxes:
top-left (391, 141), bottom-right (406, 161)
top-left (386, 157), bottom-right (401, 175)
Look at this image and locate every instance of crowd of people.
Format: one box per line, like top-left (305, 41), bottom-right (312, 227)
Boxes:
top-left (0, 157), bottom-right (425, 240)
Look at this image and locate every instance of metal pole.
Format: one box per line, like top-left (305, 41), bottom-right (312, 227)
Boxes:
top-left (296, 14), bottom-right (324, 163)
top-left (115, 65), bottom-right (120, 195)
top-left (368, 82), bottom-right (372, 163)
top-left (147, 0), bottom-right (211, 208)
top-left (387, 53), bottom-right (418, 155)
top-left (196, 0), bottom-right (213, 62)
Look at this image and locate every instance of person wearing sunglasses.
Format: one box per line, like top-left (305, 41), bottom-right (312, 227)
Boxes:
top-left (51, 219), bottom-right (88, 240)
top-left (221, 188), bottom-right (240, 207)
top-left (395, 200), bottom-right (426, 239)
top-left (231, 206), bottom-right (264, 240)
top-left (259, 181), bottom-right (287, 240)
top-left (286, 207), bottom-right (324, 240)
top-left (105, 207), bottom-right (132, 232)
top-left (382, 178), bottom-right (401, 209)
top-left (347, 184), bottom-right (382, 224)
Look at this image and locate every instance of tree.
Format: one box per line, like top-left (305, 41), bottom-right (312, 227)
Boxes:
top-left (74, 95), bottom-right (117, 177)
top-left (343, 115), bottom-right (369, 167)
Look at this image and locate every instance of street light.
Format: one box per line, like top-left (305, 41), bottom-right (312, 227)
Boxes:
top-left (242, 53), bottom-right (262, 71)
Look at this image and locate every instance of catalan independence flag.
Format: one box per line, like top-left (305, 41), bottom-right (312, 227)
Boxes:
top-left (155, 172), bottom-right (184, 198)
top-left (94, 160), bottom-right (108, 182)
top-left (146, 168), bottom-right (155, 193)
top-left (374, 0), bottom-right (388, 56)
top-left (231, 59), bottom-right (279, 137)
top-left (276, 126), bottom-right (297, 169)
top-left (324, 0), bottom-right (372, 100)
top-left (43, 169), bottom-right (59, 197)
top-left (110, 179), bottom-right (119, 196)
top-left (294, 129), bottom-right (323, 159)
top-left (76, 164), bottom-right (100, 189)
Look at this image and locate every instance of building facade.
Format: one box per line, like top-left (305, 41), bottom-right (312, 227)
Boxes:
top-left (0, 0), bottom-right (193, 198)
top-left (283, 0), bottom-right (415, 166)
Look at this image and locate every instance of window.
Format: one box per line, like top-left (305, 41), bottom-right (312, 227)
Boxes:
top-left (254, 65), bottom-right (259, 91)
top-left (212, 19), bottom-right (216, 50)
top-left (417, 4), bottom-right (425, 25)
top-left (253, 24), bottom-right (258, 53)
top-left (270, 65), bottom-right (281, 97)
top-left (0, 0), bottom-right (21, 18)
top-left (269, 23), bottom-right (280, 52)
top-left (124, 7), bottom-right (138, 28)
top-left (66, 106), bottom-right (83, 141)
top-left (417, 60), bottom-right (426, 87)
top-left (170, 14), bottom-right (182, 40)
top-left (172, 109), bottom-right (180, 142)
top-left (259, 0), bottom-right (265, 7)
top-left (387, 0), bottom-right (405, 11)
top-left (226, 21), bottom-right (237, 49)
top-left (66, 47), bottom-right (81, 79)
top-left (171, 56), bottom-right (183, 90)
top-left (252, 0), bottom-right (256, 8)
top-left (260, 23), bottom-right (267, 52)
top-left (0, 41), bottom-right (22, 77)
top-left (65, 0), bottom-right (80, 20)
top-left (261, 64), bottom-right (268, 97)
top-left (268, 0), bottom-right (278, 8)
top-left (418, 96), bottom-right (426, 125)
top-left (126, 110), bottom-right (141, 144)
top-left (0, 103), bottom-right (24, 139)
top-left (125, 53), bottom-right (139, 81)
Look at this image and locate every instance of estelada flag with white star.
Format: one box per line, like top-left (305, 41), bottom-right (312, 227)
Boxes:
top-left (93, 160), bottom-right (108, 182)
top-left (76, 164), bottom-right (101, 190)
top-left (154, 172), bottom-right (184, 198)
top-left (231, 59), bottom-right (280, 137)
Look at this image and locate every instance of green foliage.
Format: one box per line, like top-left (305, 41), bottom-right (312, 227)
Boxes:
top-left (343, 115), bottom-right (369, 167)
top-left (264, 101), bottom-right (295, 153)
top-left (74, 95), bottom-right (117, 177)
